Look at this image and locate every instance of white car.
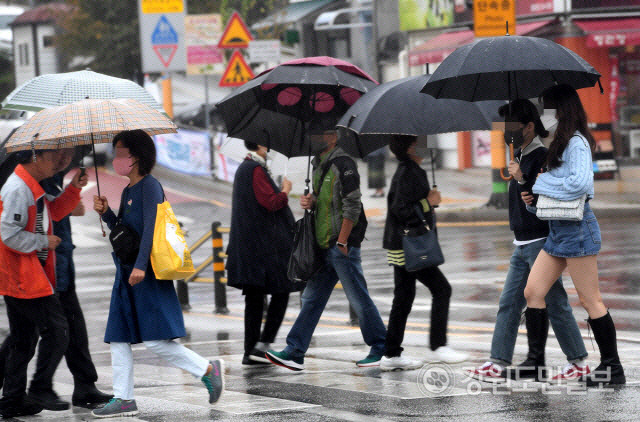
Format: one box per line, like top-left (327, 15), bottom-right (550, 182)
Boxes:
top-left (0, 5), bottom-right (25, 55)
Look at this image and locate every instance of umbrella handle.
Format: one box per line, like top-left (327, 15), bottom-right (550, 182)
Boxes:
top-left (501, 144), bottom-right (514, 181)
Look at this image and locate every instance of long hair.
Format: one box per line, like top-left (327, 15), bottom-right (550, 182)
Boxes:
top-left (498, 99), bottom-right (548, 139)
top-left (541, 84), bottom-right (595, 169)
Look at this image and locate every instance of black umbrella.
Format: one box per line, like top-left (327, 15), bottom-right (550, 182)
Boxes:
top-left (216, 56), bottom-right (378, 158)
top-left (336, 74), bottom-right (505, 158)
top-left (421, 34), bottom-right (602, 101)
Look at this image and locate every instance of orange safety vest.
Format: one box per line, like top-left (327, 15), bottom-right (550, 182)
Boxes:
top-left (0, 165), bottom-right (80, 299)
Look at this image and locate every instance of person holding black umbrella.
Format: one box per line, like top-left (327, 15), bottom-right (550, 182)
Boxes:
top-left (522, 84), bottom-right (625, 387)
top-left (226, 141), bottom-right (302, 367)
top-left (468, 100), bottom-right (588, 383)
top-left (266, 125), bottom-right (387, 370)
top-left (380, 135), bottom-right (467, 371)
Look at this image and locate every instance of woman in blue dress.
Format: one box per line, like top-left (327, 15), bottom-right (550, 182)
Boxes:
top-left (92, 130), bottom-right (224, 418)
top-left (522, 85), bottom-right (625, 387)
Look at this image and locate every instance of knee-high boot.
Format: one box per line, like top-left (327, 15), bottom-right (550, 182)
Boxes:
top-left (505, 307), bottom-right (548, 381)
top-left (582, 312), bottom-right (625, 386)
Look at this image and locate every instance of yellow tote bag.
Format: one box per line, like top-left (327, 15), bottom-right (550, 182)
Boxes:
top-left (150, 201), bottom-right (195, 280)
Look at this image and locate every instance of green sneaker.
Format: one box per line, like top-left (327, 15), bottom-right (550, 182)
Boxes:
top-left (91, 398), bottom-right (138, 418)
top-left (265, 350), bottom-right (305, 371)
top-left (356, 354), bottom-right (382, 367)
top-left (201, 359), bottom-right (224, 404)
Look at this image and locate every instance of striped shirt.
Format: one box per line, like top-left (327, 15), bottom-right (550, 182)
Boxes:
top-left (35, 198), bottom-right (48, 263)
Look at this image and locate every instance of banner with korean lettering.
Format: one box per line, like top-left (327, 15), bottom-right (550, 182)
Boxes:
top-left (154, 129), bottom-right (211, 176)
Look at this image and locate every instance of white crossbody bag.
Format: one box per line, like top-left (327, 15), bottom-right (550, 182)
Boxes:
top-left (535, 135), bottom-right (589, 222)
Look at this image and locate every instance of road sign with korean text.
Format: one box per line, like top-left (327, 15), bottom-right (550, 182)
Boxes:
top-left (474, 0), bottom-right (516, 37)
top-left (248, 40), bottom-right (281, 63)
top-left (185, 14), bottom-right (224, 75)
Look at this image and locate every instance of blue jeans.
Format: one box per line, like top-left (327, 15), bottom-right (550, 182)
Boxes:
top-left (490, 239), bottom-right (587, 365)
top-left (284, 246), bottom-right (387, 358)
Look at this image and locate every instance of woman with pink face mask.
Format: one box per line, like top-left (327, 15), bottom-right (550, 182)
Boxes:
top-left (92, 130), bottom-right (224, 418)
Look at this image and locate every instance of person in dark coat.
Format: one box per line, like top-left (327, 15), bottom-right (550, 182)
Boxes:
top-left (226, 141), bottom-right (300, 366)
top-left (92, 130), bottom-right (224, 418)
top-left (468, 99), bottom-right (587, 384)
top-left (380, 135), bottom-right (467, 371)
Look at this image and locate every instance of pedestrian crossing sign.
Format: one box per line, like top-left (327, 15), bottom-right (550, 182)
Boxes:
top-left (219, 50), bottom-right (254, 87)
top-left (218, 12), bottom-right (253, 49)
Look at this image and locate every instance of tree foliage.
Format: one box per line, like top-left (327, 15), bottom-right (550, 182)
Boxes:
top-left (56, 0), bottom-right (142, 81)
top-left (219, 0), bottom-right (287, 25)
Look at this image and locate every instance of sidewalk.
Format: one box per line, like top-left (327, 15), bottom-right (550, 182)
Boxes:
top-left (359, 159), bottom-right (640, 223)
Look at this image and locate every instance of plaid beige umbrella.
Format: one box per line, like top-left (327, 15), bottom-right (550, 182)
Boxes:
top-left (5, 98), bottom-right (176, 152)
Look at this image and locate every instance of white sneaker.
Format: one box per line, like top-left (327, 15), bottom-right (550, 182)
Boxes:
top-left (380, 355), bottom-right (423, 371)
top-left (431, 346), bottom-right (468, 364)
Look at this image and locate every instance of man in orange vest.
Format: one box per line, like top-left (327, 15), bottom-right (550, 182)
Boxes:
top-left (0, 149), bottom-right (87, 418)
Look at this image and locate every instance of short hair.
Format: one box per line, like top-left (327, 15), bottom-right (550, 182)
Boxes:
top-left (498, 99), bottom-right (549, 138)
top-left (112, 130), bottom-right (156, 175)
top-left (244, 141), bottom-right (259, 151)
top-left (389, 135), bottom-right (416, 161)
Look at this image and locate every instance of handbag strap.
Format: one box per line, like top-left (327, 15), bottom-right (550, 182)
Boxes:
top-left (412, 203), bottom-right (432, 231)
top-left (313, 157), bottom-right (338, 197)
top-left (116, 188), bottom-right (128, 223)
top-left (116, 177), bottom-right (166, 223)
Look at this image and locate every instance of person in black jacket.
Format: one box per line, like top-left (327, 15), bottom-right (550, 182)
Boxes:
top-left (226, 141), bottom-right (301, 366)
top-left (380, 135), bottom-right (467, 371)
top-left (468, 99), bottom-right (588, 383)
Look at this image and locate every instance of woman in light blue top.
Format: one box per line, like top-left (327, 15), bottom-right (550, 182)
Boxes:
top-left (522, 85), bottom-right (624, 387)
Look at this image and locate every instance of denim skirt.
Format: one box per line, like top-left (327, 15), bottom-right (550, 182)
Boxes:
top-left (542, 202), bottom-right (601, 258)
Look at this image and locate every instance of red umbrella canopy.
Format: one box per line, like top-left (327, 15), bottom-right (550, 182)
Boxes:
top-left (217, 56), bottom-right (379, 157)
top-left (257, 56), bottom-right (377, 82)
top-left (251, 56), bottom-right (378, 124)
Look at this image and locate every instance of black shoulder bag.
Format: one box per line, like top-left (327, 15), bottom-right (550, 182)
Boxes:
top-left (287, 158), bottom-right (336, 282)
top-left (402, 203), bottom-right (444, 272)
top-left (109, 189), bottom-right (140, 265)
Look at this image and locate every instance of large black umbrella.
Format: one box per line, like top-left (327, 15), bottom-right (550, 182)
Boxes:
top-left (421, 35), bottom-right (602, 101)
top-left (216, 56), bottom-right (378, 158)
top-left (336, 74), bottom-right (504, 158)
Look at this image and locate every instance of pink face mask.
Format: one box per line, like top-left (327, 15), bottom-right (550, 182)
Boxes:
top-left (113, 156), bottom-right (135, 176)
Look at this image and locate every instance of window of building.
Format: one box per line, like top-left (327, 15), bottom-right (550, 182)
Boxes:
top-left (18, 43), bottom-right (29, 66)
top-left (42, 35), bottom-right (54, 47)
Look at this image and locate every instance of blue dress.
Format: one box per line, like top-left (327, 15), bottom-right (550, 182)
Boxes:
top-left (102, 174), bottom-right (186, 343)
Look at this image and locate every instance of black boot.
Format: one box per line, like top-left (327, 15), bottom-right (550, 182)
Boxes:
top-left (71, 384), bottom-right (113, 409)
top-left (581, 312), bottom-right (625, 387)
top-left (505, 307), bottom-right (548, 381)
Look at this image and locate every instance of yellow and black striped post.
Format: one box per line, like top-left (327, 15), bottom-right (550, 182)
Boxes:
top-left (212, 222), bottom-right (229, 314)
top-left (176, 279), bottom-right (191, 310)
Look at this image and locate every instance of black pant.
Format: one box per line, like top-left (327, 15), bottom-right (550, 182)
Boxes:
top-left (384, 265), bottom-right (452, 357)
top-left (0, 286), bottom-right (99, 390)
top-left (244, 289), bottom-right (290, 355)
top-left (2, 295), bottom-right (69, 401)
top-left (57, 284), bottom-right (99, 387)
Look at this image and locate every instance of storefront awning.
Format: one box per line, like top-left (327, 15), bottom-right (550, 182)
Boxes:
top-left (574, 18), bottom-right (640, 48)
top-left (409, 20), bottom-right (552, 67)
